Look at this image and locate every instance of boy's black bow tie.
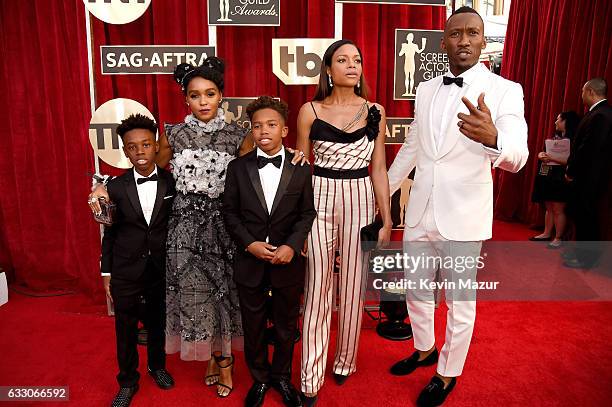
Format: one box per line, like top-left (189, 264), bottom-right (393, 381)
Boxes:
top-left (257, 155), bottom-right (282, 169)
top-left (137, 174), bottom-right (159, 184)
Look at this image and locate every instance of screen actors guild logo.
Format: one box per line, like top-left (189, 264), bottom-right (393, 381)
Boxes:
top-left (384, 116), bottom-right (415, 229)
top-left (399, 34), bottom-right (427, 96)
top-left (101, 46), bottom-right (216, 74)
top-left (218, 0), bottom-right (231, 21)
top-left (222, 98), bottom-right (254, 129)
top-left (394, 29), bottom-right (447, 100)
top-left (221, 97), bottom-right (280, 129)
top-left (89, 98), bottom-right (157, 169)
top-left (83, 0), bottom-right (152, 25)
top-left (394, 178), bottom-right (413, 228)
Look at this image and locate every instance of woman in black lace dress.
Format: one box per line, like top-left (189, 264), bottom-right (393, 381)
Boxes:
top-left (160, 59), bottom-right (248, 398)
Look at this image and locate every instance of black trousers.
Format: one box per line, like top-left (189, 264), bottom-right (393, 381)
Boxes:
top-left (573, 205), bottom-right (604, 266)
top-left (111, 278), bottom-right (166, 387)
top-left (237, 273), bottom-right (301, 384)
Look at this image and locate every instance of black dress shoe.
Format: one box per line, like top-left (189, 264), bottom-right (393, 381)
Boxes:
top-left (561, 250), bottom-right (576, 260)
top-left (271, 380), bottom-right (303, 406)
top-left (148, 368), bottom-right (175, 389)
top-left (301, 393), bottom-right (318, 407)
top-left (333, 373), bottom-right (349, 385)
top-left (563, 258), bottom-right (594, 269)
top-left (416, 376), bottom-right (456, 407)
top-left (111, 384), bottom-right (138, 407)
top-left (390, 349), bottom-right (438, 376)
top-left (245, 382), bottom-right (269, 407)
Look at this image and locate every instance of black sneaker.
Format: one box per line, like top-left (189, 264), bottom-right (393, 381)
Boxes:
top-left (111, 384), bottom-right (138, 407)
top-left (148, 368), bottom-right (175, 389)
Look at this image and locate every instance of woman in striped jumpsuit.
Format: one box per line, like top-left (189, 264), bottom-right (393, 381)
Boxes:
top-left (296, 39), bottom-right (392, 404)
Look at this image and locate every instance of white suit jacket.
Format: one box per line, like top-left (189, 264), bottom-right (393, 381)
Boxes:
top-left (388, 64), bottom-right (529, 241)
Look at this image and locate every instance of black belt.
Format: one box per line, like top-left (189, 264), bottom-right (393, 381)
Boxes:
top-left (313, 166), bottom-right (369, 179)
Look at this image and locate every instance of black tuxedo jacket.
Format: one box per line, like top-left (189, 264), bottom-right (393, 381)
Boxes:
top-left (223, 149), bottom-right (316, 288)
top-left (567, 101), bottom-right (612, 205)
top-left (101, 167), bottom-right (176, 292)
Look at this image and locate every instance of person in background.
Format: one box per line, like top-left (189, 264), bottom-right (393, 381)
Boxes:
top-left (564, 78), bottom-right (612, 268)
top-left (530, 111), bottom-right (580, 248)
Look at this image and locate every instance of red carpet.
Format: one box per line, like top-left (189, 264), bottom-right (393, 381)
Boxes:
top-left (1, 221), bottom-right (611, 406)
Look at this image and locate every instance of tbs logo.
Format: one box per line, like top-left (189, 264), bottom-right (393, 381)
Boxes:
top-left (272, 38), bottom-right (336, 85)
top-left (83, 0), bottom-right (152, 25)
top-left (89, 98), bottom-right (157, 169)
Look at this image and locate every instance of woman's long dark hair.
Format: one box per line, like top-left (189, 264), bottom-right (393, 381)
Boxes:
top-left (557, 110), bottom-right (580, 140)
top-left (313, 39), bottom-right (369, 101)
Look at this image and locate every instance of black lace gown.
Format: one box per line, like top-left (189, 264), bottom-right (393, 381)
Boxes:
top-left (164, 118), bottom-right (245, 361)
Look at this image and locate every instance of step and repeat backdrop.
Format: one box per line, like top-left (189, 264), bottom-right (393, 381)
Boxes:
top-left (85, 0), bottom-right (446, 232)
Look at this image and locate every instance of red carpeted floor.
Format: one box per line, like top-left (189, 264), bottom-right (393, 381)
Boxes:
top-left (1, 221), bottom-right (611, 406)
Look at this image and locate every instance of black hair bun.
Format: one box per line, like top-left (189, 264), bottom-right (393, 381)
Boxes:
top-left (203, 56), bottom-right (225, 74)
top-left (173, 63), bottom-right (195, 85)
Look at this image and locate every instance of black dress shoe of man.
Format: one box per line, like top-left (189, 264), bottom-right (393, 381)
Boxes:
top-left (111, 384), bottom-right (138, 407)
top-left (390, 349), bottom-right (439, 376)
top-left (245, 382), bottom-right (270, 407)
top-left (148, 368), bottom-right (175, 389)
top-left (561, 250), bottom-right (576, 261)
top-left (271, 379), bottom-right (303, 406)
top-left (301, 393), bottom-right (318, 407)
top-left (416, 376), bottom-right (456, 407)
top-left (563, 258), bottom-right (594, 269)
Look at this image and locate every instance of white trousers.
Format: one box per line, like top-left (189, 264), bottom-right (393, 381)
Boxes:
top-left (403, 197), bottom-right (481, 377)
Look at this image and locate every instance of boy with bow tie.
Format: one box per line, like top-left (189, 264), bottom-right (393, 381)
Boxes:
top-left (99, 114), bottom-right (176, 407)
top-left (223, 96), bottom-right (316, 407)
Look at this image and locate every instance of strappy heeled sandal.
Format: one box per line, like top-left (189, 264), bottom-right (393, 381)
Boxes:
top-left (204, 357), bottom-right (219, 386)
top-left (214, 354), bottom-right (234, 398)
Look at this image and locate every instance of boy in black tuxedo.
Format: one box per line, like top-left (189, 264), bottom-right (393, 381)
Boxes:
top-left (100, 114), bottom-right (176, 407)
top-left (223, 97), bottom-right (316, 407)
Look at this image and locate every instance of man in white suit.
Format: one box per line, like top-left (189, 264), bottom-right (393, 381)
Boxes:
top-left (387, 7), bottom-right (529, 406)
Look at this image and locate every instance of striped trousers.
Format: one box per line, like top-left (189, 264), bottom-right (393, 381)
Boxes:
top-left (301, 175), bottom-right (375, 394)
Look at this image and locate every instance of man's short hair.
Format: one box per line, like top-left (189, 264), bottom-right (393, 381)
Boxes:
top-left (246, 96), bottom-right (289, 123)
top-left (116, 113), bottom-right (158, 140)
top-left (447, 6), bottom-right (484, 25)
top-left (586, 77), bottom-right (608, 97)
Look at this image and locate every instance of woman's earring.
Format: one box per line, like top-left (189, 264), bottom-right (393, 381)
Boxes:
top-left (357, 80), bottom-right (361, 89)
top-left (328, 76), bottom-right (333, 88)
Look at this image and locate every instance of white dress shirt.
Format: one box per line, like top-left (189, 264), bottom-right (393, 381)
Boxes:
top-left (257, 147), bottom-right (284, 214)
top-left (134, 167), bottom-right (158, 225)
top-left (433, 64), bottom-right (482, 149)
top-left (433, 64), bottom-right (502, 153)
